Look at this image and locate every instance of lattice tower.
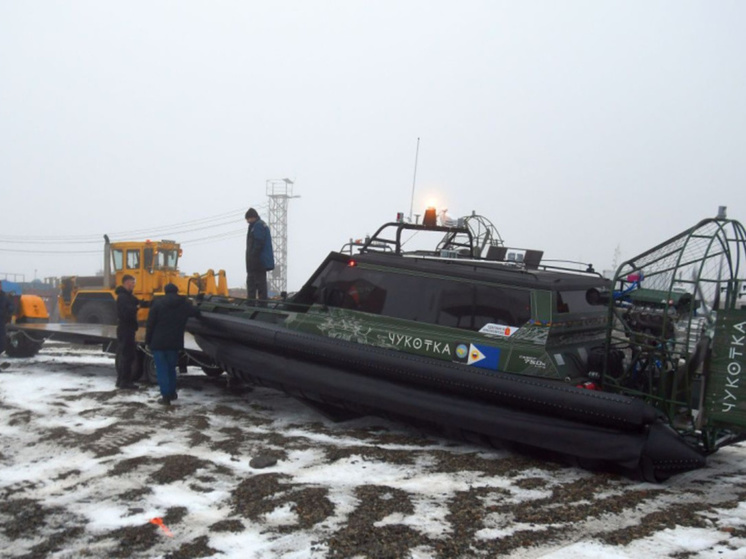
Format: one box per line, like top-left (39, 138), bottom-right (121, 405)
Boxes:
top-left (266, 178), bottom-right (299, 296)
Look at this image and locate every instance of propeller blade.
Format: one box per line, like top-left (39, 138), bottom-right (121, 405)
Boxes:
top-left (712, 259), bottom-right (723, 311)
top-left (692, 267), bottom-right (716, 326)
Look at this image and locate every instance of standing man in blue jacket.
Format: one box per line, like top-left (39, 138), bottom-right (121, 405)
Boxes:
top-left (245, 207), bottom-right (275, 305)
top-left (145, 283), bottom-right (201, 405)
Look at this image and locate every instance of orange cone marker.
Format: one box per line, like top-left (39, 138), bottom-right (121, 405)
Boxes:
top-left (150, 517), bottom-right (173, 537)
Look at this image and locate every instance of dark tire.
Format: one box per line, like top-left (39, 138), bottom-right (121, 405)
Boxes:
top-left (131, 351), bottom-right (158, 384)
top-left (202, 366), bottom-right (224, 378)
top-left (76, 301), bottom-right (117, 324)
top-left (116, 347), bottom-right (149, 383)
top-left (143, 353), bottom-right (158, 384)
top-left (5, 332), bottom-right (44, 358)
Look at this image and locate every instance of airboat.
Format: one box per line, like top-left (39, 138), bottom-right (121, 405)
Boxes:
top-left (187, 207), bottom-right (746, 481)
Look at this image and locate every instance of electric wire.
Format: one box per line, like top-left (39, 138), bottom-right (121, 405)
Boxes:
top-left (180, 228), bottom-right (247, 246)
top-left (0, 213), bottom-right (242, 244)
top-left (0, 205), bottom-right (265, 253)
top-left (0, 247), bottom-right (101, 254)
top-left (0, 206), bottom-right (263, 242)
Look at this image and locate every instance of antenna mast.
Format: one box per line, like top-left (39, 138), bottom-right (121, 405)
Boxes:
top-left (408, 137), bottom-right (420, 222)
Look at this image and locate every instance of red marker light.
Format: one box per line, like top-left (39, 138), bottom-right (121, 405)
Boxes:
top-left (348, 260), bottom-right (357, 267)
top-left (576, 381), bottom-right (601, 391)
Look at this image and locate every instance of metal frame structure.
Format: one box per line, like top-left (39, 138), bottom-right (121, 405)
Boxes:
top-left (604, 214), bottom-right (746, 453)
top-left (438, 212), bottom-right (504, 258)
top-left (266, 178), bottom-right (299, 296)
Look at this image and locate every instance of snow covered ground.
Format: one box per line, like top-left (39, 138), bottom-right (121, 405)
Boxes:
top-left (2, 342), bottom-right (746, 558)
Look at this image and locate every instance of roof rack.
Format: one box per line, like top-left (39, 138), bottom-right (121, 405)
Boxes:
top-left (360, 222), bottom-right (476, 257)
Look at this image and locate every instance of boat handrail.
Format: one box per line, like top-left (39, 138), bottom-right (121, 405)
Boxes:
top-left (360, 221), bottom-right (476, 257)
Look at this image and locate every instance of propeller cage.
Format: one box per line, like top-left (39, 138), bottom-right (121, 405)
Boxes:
top-left (603, 217), bottom-right (746, 453)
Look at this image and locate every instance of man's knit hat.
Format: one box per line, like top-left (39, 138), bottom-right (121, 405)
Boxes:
top-left (164, 283), bottom-right (178, 294)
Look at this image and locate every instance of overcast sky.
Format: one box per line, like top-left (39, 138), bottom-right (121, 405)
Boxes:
top-left (1, 1), bottom-right (745, 291)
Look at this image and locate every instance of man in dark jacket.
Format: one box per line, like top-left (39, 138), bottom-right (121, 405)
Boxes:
top-left (145, 283), bottom-right (201, 405)
top-left (115, 274), bottom-right (142, 389)
top-left (245, 207), bottom-right (274, 305)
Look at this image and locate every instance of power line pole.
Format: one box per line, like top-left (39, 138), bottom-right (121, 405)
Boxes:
top-left (266, 178), bottom-right (299, 296)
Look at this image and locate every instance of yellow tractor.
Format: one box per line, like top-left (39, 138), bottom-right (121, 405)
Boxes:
top-left (59, 236), bottom-right (229, 324)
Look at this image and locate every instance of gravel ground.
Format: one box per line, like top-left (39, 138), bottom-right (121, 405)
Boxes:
top-left (1, 344), bottom-right (746, 558)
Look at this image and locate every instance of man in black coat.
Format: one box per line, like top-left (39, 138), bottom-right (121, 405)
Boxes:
top-left (145, 283), bottom-right (201, 405)
top-left (115, 274), bottom-right (142, 389)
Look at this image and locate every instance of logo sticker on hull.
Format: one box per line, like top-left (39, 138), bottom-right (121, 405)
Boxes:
top-left (479, 323), bottom-right (519, 337)
top-left (454, 343), bottom-right (501, 370)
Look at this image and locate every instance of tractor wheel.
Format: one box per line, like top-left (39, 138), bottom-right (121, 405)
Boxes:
top-left (76, 301), bottom-right (117, 324)
top-left (202, 366), bottom-right (224, 378)
top-left (5, 332), bottom-right (44, 358)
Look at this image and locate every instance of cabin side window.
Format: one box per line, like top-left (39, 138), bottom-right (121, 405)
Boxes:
top-left (112, 249), bottom-right (124, 272)
top-left (475, 284), bottom-right (531, 328)
top-left (125, 249), bottom-right (140, 270)
top-left (438, 284), bottom-right (531, 329)
top-left (556, 290), bottom-right (599, 314)
top-left (437, 287), bottom-right (474, 329)
top-left (311, 260), bottom-right (531, 331)
top-left (313, 264), bottom-right (429, 321)
top-left (143, 248), bottom-right (154, 271)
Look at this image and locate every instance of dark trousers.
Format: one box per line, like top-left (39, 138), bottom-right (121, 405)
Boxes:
top-left (116, 334), bottom-right (136, 386)
top-left (246, 271), bottom-right (268, 304)
top-left (0, 322), bottom-right (5, 355)
top-left (153, 349), bottom-right (179, 400)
